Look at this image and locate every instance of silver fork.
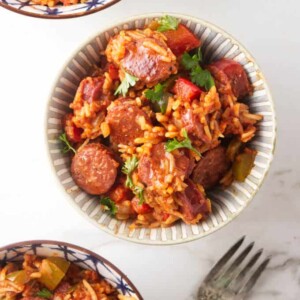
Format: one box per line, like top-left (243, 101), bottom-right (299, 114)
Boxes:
top-left (197, 236), bottom-right (271, 300)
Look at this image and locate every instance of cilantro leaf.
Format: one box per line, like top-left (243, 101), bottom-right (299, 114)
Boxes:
top-left (133, 185), bottom-right (144, 204)
top-left (100, 197), bottom-right (118, 216)
top-left (115, 72), bottom-right (138, 96)
top-left (190, 66), bottom-right (215, 91)
top-left (181, 52), bottom-right (200, 71)
top-left (145, 83), bottom-right (169, 114)
top-left (181, 48), bottom-right (215, 91)
top-left (122, 156), bottom-right (139, 189)
top-left (36, 288), bottom-right (53, 299)
top-left (157, 15), bottom-right (179, 32)
top-left (59, 133), bottom-right (76, 154)
top-left (165, 129), bottom-right (201, 157)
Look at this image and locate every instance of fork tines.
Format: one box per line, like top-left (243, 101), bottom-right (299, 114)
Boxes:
top-left (203, 236), bottom-right (271, 297)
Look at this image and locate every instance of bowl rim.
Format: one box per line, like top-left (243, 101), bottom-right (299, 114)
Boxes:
top-left (0, 0), bottom-right (120, 19)
top-left (45, 12), bottom-right (277, 245)
top-left (0, 239), bottom-right (143, 299)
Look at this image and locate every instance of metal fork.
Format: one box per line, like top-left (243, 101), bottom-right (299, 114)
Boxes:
top-left (197, 236), bottom-right (271, 300)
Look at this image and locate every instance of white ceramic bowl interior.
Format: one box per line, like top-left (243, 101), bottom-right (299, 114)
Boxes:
top-left (46, 13), bottom-right (276, 245)
top-left (0, 240), bottom-right (142, 299)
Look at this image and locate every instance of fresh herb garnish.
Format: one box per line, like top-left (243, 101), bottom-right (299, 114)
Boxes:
top-left (133, 185), bottom-right (145, 204)
top-left (165, 129), bottom-right (201, 156)
top-left (36, 288), bottom-right (53, 299)
top-left (145, 83), bottom-right (169, 114)
top-left (100, 197), bottom-right (118, 216)
top-left (181, 48), bottom-right (215, 91)
top-left (59, 133), bottom-right (76, 154)
top-left (157, 15), bottom-right (179, 32)
top-left (122, 156), bottom-right (139, 189)
top-left (191, 65), bottom-right (215, 91)
top-left (122, 156), bottom-right (145, 204)
top-left (115, 72), bottom-right (138, 96)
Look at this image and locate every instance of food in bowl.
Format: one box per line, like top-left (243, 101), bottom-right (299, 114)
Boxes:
top-left (59, 16), bottom-right (262, 229)
top-left (0, 241), bottom-right (141, 299)
top-left (0, 254), bottom-right (128, 299)
top-left (31, 0), bottom-right (85, 6)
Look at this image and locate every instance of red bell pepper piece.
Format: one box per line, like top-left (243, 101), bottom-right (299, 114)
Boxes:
top-left (131, 197), bottom-right (153, 214)
top-left (173, 78), bottom-right (202, 101)
top-left (163, 24), bottom-right (201, 56)
top-left (108, 63), bottom-right (119, 81)
top-left (63, 114), bottom-right (82, 143)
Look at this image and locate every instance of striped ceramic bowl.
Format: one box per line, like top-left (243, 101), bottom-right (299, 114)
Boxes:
top-left (0, 240), bottom-right (142, 299)
top-left (46, 13), bottom-right (276, 245)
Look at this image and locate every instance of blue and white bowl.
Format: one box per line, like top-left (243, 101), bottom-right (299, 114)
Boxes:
top-left (0, 240), bottom-right (142, 299)
top-left (47, 13), bottom-right (276, 245)
top-left (0, 0), bottom-right (120, 19)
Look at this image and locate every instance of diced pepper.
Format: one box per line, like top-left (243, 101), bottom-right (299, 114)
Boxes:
top-left (63, 114), bottom-right (82, 143)
top-left (6, 270), bottom-right (30, 285)
top-left (38, 257), bottom-right (70, 291)
top-left (108, 63), bottom-right (119, 80)
top-left (131, 197), bottom-right (153, 214)
top-left (226, 139), bottom-right (242, 162)
top-left (173, 78), bottom-right (202, 101)
top-left (163, 24), bottom-right (201, 56)
top-left (232, 148), bottom-right (257, 181)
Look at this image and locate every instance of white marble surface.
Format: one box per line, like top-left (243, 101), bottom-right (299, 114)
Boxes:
top-left (0, 0), bottom-right (299, 299)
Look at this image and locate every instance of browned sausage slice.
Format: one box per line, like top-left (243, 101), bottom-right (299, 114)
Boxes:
top-left (71, 143), bottom-right (119, 195)
top-left (106, 101), bottom-right (152, 148)
top-left (106, 30), bottom-right (178, 86)
top-left (176, 179), bottom-right (210, 222)
top-left (121, 37), bottom-right (177, 85)
top-left (192, 145), bottom-right (230, 189)
top-left (208, 59), bottom-right (252, 99)
top-left (138, 143), bottom-right (192, 187)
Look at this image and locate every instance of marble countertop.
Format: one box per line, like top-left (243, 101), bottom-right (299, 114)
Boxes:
top-left (0, 0), bottom-right (299, 299)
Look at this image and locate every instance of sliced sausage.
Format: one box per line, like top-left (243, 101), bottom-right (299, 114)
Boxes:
top-left (207, 59), bottom-right (252, 99)
top-left (176, 179), bottom-right (210, 222)
top-left (121, 37), bottom-right (177, 85)
top-left (106, 101), bottom-right (152, 148)
top-left (71, 143), bottom-right (119, 195)
top-left (138, 143), bottom-right (192, 186)
top-left (70, 76), bottom-right (111, 139)
top-left (181, 109), bottom-right (211, 144)
top-left (106, 30), bottom-right (178, 86)
top-left (192, 145), bottom-right (230, 189)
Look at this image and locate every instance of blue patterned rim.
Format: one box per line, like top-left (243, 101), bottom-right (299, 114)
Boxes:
top-left (0, 240), bottom-right (143, 299)
top-left (0, 0), bottom-right (120, 19)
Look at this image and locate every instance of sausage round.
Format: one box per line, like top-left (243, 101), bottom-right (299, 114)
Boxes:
top-left (71, 143), bottom-right (119, 195)
top-left (106, 101), bottom-right (152, 148)
top-left (138, 143), bottom-right (192, 187)
top-left (121, 37), bottom-right (177, 85)
top-left (192, 145), bottom-right (230, 189)
top-left (208, 59), bottom-right (252, 99)
top-left (176, 179), bottom-right (210, 222)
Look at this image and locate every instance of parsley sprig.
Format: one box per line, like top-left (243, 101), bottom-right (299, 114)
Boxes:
top-left (157, 15), bottom-right (179, 32)
top-left (165, 129), bottom-right (201, 157)
top-left (122, 156), bottom-right (139, 189)
top-left (115, 72), bottom-right (138, 97)
top-left (59, 133), bottom-right (76, 154)
top-left (36, 288), bottom-right (53, 299)
top-left (181, 48), bottom-right (215, 91)
top-left (145, 83), bottom-right (169, 114)
top-left (100, 197), bottom-right (118, 216)
top-left (122, 156), bottom-right (145, 204)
